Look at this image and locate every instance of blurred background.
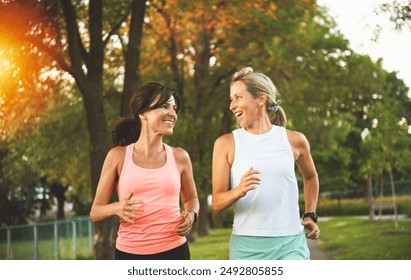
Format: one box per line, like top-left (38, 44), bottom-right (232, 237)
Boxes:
top-left (0, 0), bottom-right (410, 260)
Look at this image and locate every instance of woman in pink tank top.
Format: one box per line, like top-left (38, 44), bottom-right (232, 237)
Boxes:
top-left (90, 83), bottom-right (199, 260)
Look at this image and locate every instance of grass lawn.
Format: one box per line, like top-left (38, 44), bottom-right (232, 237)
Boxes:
top-left (3, 217), bottom-right (409, 260)
top-left (318, 217), bottom-right (411, 260)
top-left (189, 228), bottom-right (231, 260)
top-left (0, 238), bottom-right (92, 260)
top-left (190, 217), bottom-right (411, 260)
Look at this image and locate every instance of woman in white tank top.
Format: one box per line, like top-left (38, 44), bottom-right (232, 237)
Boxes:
top-left (212, 67), bottom-right (320, 260)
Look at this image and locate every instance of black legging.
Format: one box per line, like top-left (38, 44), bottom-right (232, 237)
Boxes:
top-left (115, 241), bottom-right (190, 260)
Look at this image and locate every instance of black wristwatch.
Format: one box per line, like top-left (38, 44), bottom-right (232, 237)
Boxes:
top-left (189, 210), bottom-right (198, 223)
top-left (303, 212), bottom-right (318, 223)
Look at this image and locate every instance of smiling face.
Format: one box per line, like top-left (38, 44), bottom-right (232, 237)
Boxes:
top-left (143, 95), bottom-right (178, 136)
top-left (230, 80), bottom-right (262, 129)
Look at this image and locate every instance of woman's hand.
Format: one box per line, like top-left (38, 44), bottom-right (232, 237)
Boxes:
top-left (232, 167), bottom-right (261, 200)
top-left (302, 218), bottom-right (320, 239)
top-left (177, 210), bottom-right (194, 236)
top-left (117, 192), bottom-right (144, 223)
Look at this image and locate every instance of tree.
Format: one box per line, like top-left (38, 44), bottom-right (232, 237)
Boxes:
top-left (0, 0), bottom-right (147, 259)
top-left (380, 0), bottom-right (411, 31)
top-left (0, 144), bottom-right (51, 224)
top-left (366, 99), bottom-right (410, 227)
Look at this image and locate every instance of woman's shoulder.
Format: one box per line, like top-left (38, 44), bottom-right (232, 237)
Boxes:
top-left (286, 129), bottom-right (310, 148)
top-left (286, 129), bottom-right (305, 138)
top-left (213, 133), bottom-right (234, 163)
top-left (170, 146), bottom-right (191, 163)
top-left (214, 132), bottom-right (234, 146)
top-left (169, 146), bottom-right (193, 174)
top-left (106, 145), bottom-right (127, 161)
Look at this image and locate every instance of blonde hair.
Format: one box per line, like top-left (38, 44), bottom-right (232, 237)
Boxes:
top-left (231, 67), bottom-right (287, 127)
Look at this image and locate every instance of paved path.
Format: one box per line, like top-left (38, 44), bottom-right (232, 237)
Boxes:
top-left (307, 238), bottom-right (331, 260)
top-left (307, 216), bottom-right (332, 260)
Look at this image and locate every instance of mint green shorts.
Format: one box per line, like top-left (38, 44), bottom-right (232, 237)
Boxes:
top-left (229, 231), bottom-right (310, 260)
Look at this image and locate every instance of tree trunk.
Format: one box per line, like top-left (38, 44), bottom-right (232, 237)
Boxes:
top-left (366, 174), bottom-right (376, 222)
top-left (50, 182), bottom-right (68, 220)
top-left (80, 82), bottom-right (115, 259)
top-left (388, 166), bottom-right (398, 228)
top-left (121, 0), bottom-right (147, 116)
top-left (93, 217), bottom-right (119, 260)
top-left (378, 176), bottom-right (384, 219)
top-left (197, 195), bottom-right (210, 236)
top-left (211, 211), bottom-right (224, 228)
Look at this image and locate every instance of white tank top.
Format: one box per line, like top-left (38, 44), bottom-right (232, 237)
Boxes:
top-left (230, 125), bottom-right (303, 236)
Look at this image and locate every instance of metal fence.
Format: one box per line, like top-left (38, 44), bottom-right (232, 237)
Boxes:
top-left (0, 216), bottom-right (93, 260)
top-left (320, 179), bottom-right (411, 199)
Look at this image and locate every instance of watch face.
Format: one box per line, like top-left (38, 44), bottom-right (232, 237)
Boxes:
top-left (304, 213), bottom-right (317, 222)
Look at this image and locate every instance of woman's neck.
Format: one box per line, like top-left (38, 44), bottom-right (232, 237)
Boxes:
top-left (134, 131), bottom-right (164, 157)
top-left (244, 117), bottom-right (272, 135)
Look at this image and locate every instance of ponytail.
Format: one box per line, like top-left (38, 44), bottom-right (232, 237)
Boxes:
top-left (270, 106), bottom-right (287, 127)
top-left (111, 117), bottom-right (140, 147)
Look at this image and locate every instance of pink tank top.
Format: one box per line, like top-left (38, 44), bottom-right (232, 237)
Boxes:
top-left (116, 143), bottom-right (186, 255)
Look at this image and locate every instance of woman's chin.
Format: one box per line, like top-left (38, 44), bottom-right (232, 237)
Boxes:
top-left (163, 129), bottom-right (174, 136)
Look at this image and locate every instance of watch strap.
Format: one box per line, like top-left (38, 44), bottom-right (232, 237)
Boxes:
top-left (189, 210), bottom-right (198, 223)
